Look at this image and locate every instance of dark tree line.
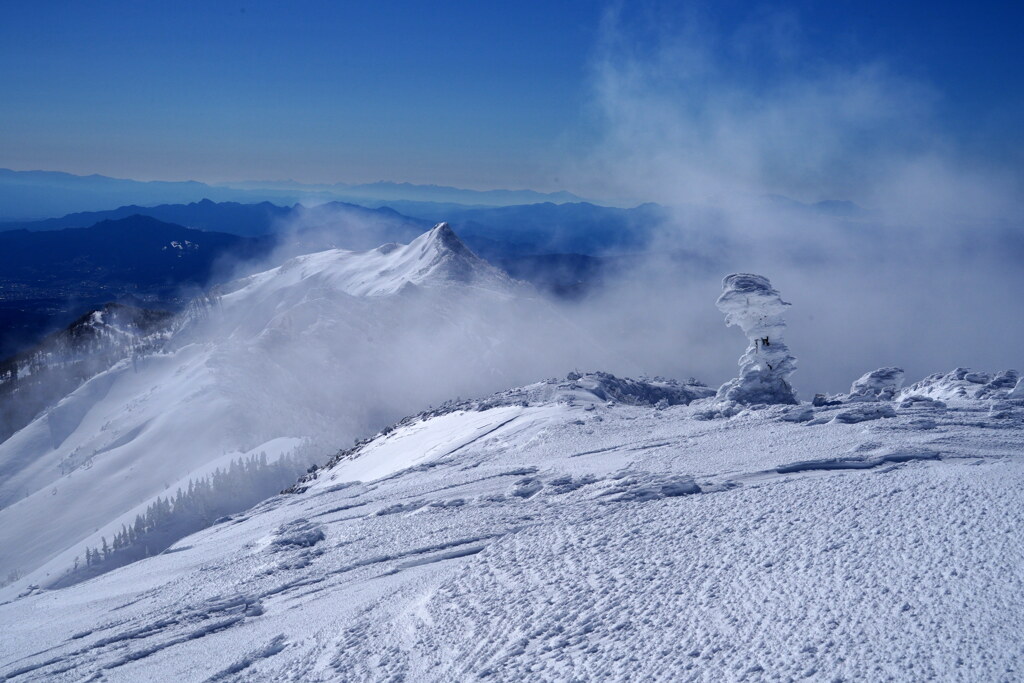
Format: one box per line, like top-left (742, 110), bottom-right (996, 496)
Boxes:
top-left (58, 451), bottom-right (308, 587)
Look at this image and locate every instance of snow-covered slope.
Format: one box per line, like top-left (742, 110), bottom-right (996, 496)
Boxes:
top-left (0, 303), bottom-right (174, 445)
top-left (1, 370), bottom-right (1021, 680)
top-left (0, 224), bottom-right (614, 589)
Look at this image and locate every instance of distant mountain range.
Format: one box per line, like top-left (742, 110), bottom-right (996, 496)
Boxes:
top-left (9, 191), bottom-right (889, 364)
top-left (0, 194), bottom-right (745, 360)
top-left (0, 199), bottom-right (293, 237)
top-left (0, 169), bottom-right (590, 221)
top-left (218, 178), bottom-right (586, 207)
top-left (1, 197), bottom-right (667, 255)
top-left (0, 198), bottom-right (433, 241)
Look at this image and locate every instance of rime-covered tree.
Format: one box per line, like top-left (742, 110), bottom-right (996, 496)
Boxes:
top-left (715, 273), bottom-right (798, 405)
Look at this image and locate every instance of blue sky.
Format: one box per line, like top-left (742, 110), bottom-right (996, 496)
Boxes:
top-left (1, 1), bottom-right (1021, 198)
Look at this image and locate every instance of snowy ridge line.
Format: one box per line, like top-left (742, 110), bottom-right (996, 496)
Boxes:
top-left (289, 364), bottom-right (1019, 501)
top-left (287, 371), bottom-right (713, 493)
top-left (4, 220), bottom-right (624, 591)
top-left (325, 410), bottom-right (987, 516)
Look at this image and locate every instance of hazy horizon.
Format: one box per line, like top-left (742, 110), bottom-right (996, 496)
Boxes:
top-left (3, 2), bottom-right (1022, 208)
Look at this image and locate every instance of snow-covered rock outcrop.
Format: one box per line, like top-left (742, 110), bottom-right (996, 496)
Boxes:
top-left (561, 372), bottom-right (714, 407)
top-left (900, 368), bottom-right (1019, 402)
top-left (715, 273), bottom-right (798, 404)
top-left (847, 367), bottom-right (905, 402)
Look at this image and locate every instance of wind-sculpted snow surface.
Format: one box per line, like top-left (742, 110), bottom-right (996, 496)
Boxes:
top-left (291, 371), bottom-right (714, 493)
top-left (715, 273), bottom-right (798, 405)
top-left (1, 369), bottom-right (1022, 681)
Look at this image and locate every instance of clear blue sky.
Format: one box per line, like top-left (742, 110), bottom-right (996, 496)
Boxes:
top-left (1, 0), bottom-right (1021, 196)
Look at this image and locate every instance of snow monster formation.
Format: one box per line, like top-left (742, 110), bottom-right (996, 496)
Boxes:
top-left (715, 273), bottom-right (798, 404)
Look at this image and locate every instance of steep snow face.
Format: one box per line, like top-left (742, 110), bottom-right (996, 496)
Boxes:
top-left (1, 372), bottom-right (1021, 681)
top-left (0, 225), bottom-right (612, 587)
top-left (715, 273), bottom-right (798, 404)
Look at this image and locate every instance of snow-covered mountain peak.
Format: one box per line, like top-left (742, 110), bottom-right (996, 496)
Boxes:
top-left (415, 221), bottom-right (465, 254)
top-left (221, 222), bottom-right (515, 303)
top-left (400, 221), bottom-right (507, 289)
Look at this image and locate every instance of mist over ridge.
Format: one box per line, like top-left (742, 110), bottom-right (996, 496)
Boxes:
top-left (2, 2), bottom-right (1024, 678)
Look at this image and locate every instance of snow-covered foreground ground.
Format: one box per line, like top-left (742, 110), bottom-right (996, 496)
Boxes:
top-left (2, 372), bottom-right (1021, 681)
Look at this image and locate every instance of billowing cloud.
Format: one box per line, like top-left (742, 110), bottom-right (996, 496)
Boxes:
top-left (555, 3), bottom-right (1024, 395)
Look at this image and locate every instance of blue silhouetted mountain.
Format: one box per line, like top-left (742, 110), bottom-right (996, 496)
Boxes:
top-left (0, 215), bottom-right (271, 289)
top-left (0, 199), bottom-right (292, 237)
top-left (3, 198), bottom-right (660, 256)
top-left (209, 179), bottom-right (587, 206)
top-left (0, 216), bottom-right (272, 358)
top-left (0, 198), bottom-right (431, 241)
top-left (0, 198), bottom-right (676, 302)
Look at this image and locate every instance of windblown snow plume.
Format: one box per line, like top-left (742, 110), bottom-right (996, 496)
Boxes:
top-left (715, 273), bottom-right (797, 405)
